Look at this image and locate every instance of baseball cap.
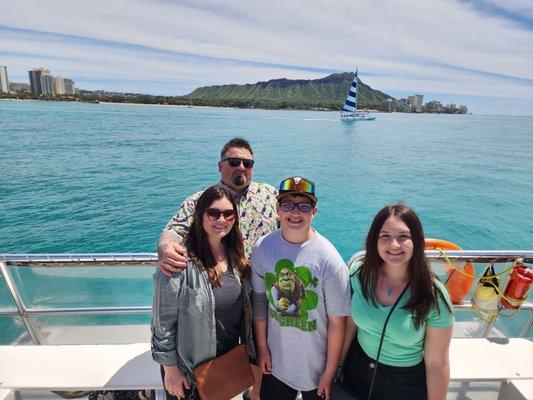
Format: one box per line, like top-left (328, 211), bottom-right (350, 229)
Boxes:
top-left (276, 176), bottom-right (317, 203)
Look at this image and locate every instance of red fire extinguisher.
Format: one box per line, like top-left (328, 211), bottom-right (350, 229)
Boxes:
top-left (500, 261), bottom-right (533, 310)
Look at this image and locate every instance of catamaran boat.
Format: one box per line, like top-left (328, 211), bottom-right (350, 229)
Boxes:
top-left (340, 70), bottom-right (376, 122)
top-left (0, 248), bottom-right (532, 400)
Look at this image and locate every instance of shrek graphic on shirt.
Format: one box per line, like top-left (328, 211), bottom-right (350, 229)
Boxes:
top-left (265, 259), bottom-right (319, 331)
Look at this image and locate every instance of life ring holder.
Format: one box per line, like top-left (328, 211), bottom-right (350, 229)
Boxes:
top-left (425, 238), bottom-right (475, 304)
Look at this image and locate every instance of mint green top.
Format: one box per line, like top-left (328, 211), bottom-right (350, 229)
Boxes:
top-left (350, 269), bottom-right (454, 367)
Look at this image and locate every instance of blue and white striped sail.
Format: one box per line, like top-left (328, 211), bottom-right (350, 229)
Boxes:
top-left (340, 69), bottom-right (375, 121)
top-left (341, 70), bottom-right (358, 113)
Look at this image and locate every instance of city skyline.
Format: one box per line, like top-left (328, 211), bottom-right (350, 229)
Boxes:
top-left (26, 67), bottom-right (76, 96)
top-left (1, 1), bottom-right (532, 115)
top-left (3, 64), bottom-right (468, 113)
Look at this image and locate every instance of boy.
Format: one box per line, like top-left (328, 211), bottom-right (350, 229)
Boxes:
top-left (251, 176), bottom-right (350, 400)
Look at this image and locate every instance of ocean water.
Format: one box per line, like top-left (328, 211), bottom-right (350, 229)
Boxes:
top-left (1, 100), bottom-right (532, 342)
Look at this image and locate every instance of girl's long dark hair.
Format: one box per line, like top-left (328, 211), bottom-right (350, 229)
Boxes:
top-left (359, 203), bottom-right (448, 329)
top-left (184, 184), bottom-right (249, 284)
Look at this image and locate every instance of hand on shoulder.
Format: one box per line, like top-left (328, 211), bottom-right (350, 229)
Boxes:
top-left (158, 238), bottom-right (187, 276)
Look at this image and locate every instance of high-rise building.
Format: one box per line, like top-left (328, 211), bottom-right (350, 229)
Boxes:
top-left (54, 76), bottom-right (66, 95)
top-left (41, 74), bottom-right (54, 95)
top-left (423, 100), bottom-right (444, 113)
top-left (384, 98), bottom-right (394, 112)
top-left (408, 94), bottom-right (424, 111)
top-left (64, 78), bottom-right (76, 95)
top-left (29, 68), bottom-right (75, 96)
top-left (0, 66), bottom-right (9, 93)
top-left (395, 98), bottom-right (411, 112)
top-left (29, 68), bottom-right (51, 96)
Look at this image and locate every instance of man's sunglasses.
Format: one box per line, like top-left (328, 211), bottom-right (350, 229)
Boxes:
top-left (222, 157), bottom-right (254, 168)
top-left (279, 202), bottom-right (315, 213)
top-left (205, 208), bottom-right (237, 221)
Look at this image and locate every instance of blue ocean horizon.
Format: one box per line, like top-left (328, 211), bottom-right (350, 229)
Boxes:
top-left (2, 100), bottom-right (531, 257)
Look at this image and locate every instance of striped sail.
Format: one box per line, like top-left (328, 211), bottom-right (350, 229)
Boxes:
top-left (341, 70), bottom-right (358, 113)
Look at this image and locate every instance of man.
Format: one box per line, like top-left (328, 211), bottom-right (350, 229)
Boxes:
top-left (158, 137), bottom-right (278, 275)
top-left (251, 176), bottom-right (350, 400)
top-left (156, 138), bottom-right (277, 400)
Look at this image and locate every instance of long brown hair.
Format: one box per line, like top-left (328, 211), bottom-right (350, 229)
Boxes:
top-left (184, 184), bottom-right (249, 284)
top-left (358, 203), bottom-right (449, 329)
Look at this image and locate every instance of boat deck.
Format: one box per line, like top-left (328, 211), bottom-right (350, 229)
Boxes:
top-left (1, 251), bottom-right (532, 399)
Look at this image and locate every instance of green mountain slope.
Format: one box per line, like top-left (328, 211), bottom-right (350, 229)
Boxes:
top-left (186, 72), bottom-right (393, 110)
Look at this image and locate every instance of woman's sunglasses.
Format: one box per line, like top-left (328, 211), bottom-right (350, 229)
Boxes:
top-left (279, 202), bottom-right (314, 213)
top-left (205, 208), bottom-right (237, 221)
top-left (222, 157), bottom-right (254, 168)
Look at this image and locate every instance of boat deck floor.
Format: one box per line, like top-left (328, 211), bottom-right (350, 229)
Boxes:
top-left (1, 382), bottom-right (506, 400)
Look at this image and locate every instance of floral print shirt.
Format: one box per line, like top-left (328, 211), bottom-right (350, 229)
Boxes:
top-left (163, 181), bottom-right (279, 257)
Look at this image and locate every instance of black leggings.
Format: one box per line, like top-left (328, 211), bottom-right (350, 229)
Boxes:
top-left (260, 373), bottom-right (323, 400)
top-left (341, 338), bottom-right (427, 400)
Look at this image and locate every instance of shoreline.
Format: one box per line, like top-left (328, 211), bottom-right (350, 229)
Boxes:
top-left (1, 98), bottom-right (468, 115)
top-left (5, 99), bottom-right (530, 116)
top-left (9, 98), bottom-right (532, 116)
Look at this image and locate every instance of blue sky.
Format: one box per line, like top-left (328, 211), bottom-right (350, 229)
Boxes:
top-left (1, 0), bottom-right (532, 115)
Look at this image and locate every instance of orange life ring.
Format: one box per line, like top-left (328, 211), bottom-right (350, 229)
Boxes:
top-left (425, 238), bottom-right (474, 304)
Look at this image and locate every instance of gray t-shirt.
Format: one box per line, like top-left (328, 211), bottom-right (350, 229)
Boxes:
top-left (251, 229), bottom-right (350, 391)
top-left (212, 268), bottom-right (244, 357)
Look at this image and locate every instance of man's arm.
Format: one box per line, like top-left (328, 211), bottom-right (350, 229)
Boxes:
top-left (163, 192), bottom-right (198, 239)
top-left (157, 230), bottom-right (187, 276)
top-left (157, 193), bottom-right (199, 275)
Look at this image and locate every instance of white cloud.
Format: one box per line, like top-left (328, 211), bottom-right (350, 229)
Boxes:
top-left (1, 0), bottom-right (532, 111)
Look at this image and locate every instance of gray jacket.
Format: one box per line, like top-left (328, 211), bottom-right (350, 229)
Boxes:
top-left (151, 259), bottom-right (255, 383)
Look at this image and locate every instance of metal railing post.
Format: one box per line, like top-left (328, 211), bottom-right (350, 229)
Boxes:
top-left (0, 262), bottom-right (42, 344)
top-left (480, 315), bottom-right (498, 338)
top-left (519, 313), bottom-right (533, 338)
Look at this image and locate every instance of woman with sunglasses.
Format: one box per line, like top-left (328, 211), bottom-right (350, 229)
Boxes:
top-left (151, 184), bottom-right (255, 400)
top-left (339, 204), bottom-right (454, 400)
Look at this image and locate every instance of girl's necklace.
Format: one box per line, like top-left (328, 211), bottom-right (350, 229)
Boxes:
top-left (382, 273), bottom-right (407, 297)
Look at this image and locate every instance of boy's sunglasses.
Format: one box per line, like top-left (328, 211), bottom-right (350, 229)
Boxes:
top-left (279, 202), bottom-right (315, 213)
top-left (279, 177), bottom-right (315, 195)
top-left (222, 157), bottom-right (254, 168)
top-left (205, 208), bottom-right (237, 221)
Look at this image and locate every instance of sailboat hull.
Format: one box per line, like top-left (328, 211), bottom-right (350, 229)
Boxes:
top-left (339, 70), bottom-right (376, 121)
top-left (340, 112), bottom-right (376, 121)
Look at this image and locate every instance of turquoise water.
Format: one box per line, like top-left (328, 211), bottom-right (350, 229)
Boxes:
top-left (1, 100), bottom-right (532, 342)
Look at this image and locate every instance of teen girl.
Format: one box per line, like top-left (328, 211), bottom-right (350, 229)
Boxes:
top-left (340, 204), bottom-right (454, 400)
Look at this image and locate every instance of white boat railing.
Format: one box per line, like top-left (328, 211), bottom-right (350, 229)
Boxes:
top-left (1, 250), bottom-right (532, 345)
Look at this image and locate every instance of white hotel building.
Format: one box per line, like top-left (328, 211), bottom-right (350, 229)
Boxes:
top-left (0, 66), bottom-right (9, 93)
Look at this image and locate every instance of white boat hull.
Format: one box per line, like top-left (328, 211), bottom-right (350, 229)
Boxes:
top-left (340, 112), bottom-right (376, 121)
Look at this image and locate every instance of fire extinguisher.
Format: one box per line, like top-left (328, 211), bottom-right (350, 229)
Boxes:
top-left (500, 260), bottom-right (533, 310)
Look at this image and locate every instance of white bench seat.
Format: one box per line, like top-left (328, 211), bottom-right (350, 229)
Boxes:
top-left (0, 343), bottom-right (161, 391)
top-left (0, 338), bottom-right (532, 395)
top-left (449, 338), bottom-right (533, 381)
